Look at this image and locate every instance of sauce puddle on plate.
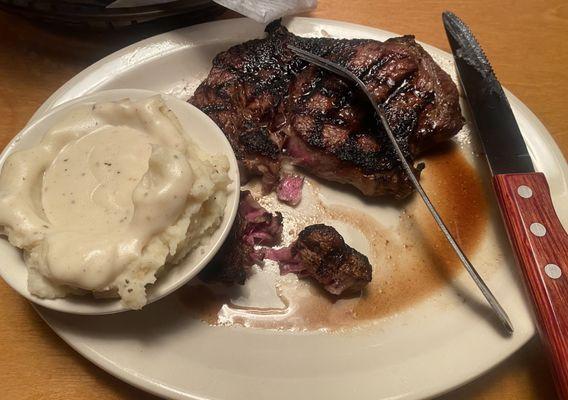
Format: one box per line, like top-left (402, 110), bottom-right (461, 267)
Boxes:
top-left (179, 145), bottom-right (489, 331)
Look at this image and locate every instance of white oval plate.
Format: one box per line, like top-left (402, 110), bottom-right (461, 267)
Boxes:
top-left (21, 17), bottom-right (568, 400)
top-left (0, 89), bottom-right (240, 315)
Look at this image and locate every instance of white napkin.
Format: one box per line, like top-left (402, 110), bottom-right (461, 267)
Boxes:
top-left (107, 0), bottom-right (317, 23)
top-left (213, 0), bottom-right (317, 23)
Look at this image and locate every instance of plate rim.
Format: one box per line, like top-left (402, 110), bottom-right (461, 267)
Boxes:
top-left (20, 16), bottom-right (567, 400)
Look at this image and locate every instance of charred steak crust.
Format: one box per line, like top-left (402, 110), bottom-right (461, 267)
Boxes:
top-left (292, 224), bottom-right (372, 295)
top-left (191, 21), bottom-right (463, 198)
top-left (198, 208), bottom-right (249, 285)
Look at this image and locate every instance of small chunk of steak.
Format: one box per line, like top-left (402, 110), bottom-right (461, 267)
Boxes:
top-left (276, 174), bottom-right (304, 206)
top-left (265, 224), bottom-right (372, 295)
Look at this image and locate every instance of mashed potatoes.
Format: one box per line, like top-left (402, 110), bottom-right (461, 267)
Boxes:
top-left (0, 96), bottom-right (230, 309)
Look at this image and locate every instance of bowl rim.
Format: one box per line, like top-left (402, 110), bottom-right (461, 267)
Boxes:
top-left (0, 88), bottom-right (240, 315)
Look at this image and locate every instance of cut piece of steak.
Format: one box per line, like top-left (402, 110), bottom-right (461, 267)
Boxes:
top-left (191, 21), bottom-right (463, 199)
top-left (199, 190), bottom-right (282, 285)
top-left (265, 224), bottom-right (372, 295)
top-left (276, 174), bottom-right (304, 206)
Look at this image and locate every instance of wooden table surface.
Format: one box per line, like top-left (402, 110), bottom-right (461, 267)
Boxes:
top-left (0, 1), bottom-right (566, 399)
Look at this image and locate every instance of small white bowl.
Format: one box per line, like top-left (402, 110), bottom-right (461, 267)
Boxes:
top-left (0, 89), bottom-right (239, 315)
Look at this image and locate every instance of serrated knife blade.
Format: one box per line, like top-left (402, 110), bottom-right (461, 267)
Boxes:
top-left (443, 11), bottom-right (534, 175)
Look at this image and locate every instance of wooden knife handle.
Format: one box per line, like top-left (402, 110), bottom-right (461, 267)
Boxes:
top-left (494, 172), bottom-right (568, 399)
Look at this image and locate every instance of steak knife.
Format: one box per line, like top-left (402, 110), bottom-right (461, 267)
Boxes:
top-left (443, 11), bottom-right (568, 398)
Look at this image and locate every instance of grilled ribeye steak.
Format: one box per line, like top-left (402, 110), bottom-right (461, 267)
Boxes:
top-left (191, 21), bottom-right (463, 198)
top-left (265, 224), bottom-right (372, 295)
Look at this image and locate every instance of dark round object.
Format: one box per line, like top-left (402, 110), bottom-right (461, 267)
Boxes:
top-left (0, 0), bottom-right (224, 30)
